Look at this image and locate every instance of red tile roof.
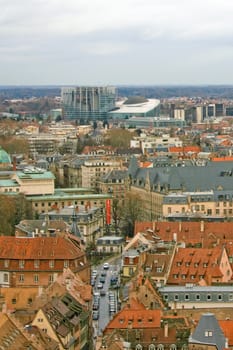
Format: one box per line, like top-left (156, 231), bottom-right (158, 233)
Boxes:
top-left (105, 309), bottom-right (161, 330)
top-left (134, 221), bottom-right (233, 248)
top-left (167, 247), bottom-right (225, 285)
top-left (169, 146), bottom-right (201, 153)
top-left (0, 236), bottom-right (83, 260)
top-left (219, 320), bottom-right (233, 345)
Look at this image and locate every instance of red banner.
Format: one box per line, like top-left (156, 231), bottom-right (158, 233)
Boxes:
top-left (106, 199), bottom-right (111, 225)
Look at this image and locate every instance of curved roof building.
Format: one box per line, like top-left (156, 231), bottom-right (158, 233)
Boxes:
top-left (0, 146), bottom-right (12, 169)
top-left (108, 97), bottom-right (160, 119)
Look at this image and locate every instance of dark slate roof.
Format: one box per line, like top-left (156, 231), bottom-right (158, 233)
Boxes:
top-left (101, 169), bottom-right (127, 182)
top-left (189, 313), bottom-right (226, 350)
top-left (131, 161), bottom-right (233, 192)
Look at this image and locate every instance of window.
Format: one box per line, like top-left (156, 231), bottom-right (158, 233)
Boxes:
top-left (229, 294), bottom-right (233, 301)
top-left (174, 295), bottom-right (179, 301)
top-left (34, 260), bottom-right (40, 268)
top-left (185, 294), bottom-right (189, 301)
top-left (218, 294), bottom-right (222, 301)
top-left (207, 294), bottom-right (211, 301)
top-left (19, 274), bottom-right (24, 282)
top-left (12, 298), bottom-right (17, 304)
top-left (34, 275), bottom-right (39, 283)
top-left (49, 275), bottom-right (54, 283)
top-left (19, 260), bottom-right (24, 268)
top-left (196, 294), bottom-right (200, 300)
top-left (4, 260), bottom-right (9, 268)
top-left (216, 209), bottom-right (220, 214)
top-left (49, 260), bottom-right (54, 268)
top-left (129, 257), bottom-right (134, 265)
top-left (205, 331), bottom-right (213, 337)
top-left (64, 260), bottom-right (69, 268)
top-left (3, 273), bottom-right (8, 283)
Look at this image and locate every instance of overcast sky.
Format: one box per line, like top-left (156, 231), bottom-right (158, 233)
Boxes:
top-left (1, 0), bottom-right (233, 85)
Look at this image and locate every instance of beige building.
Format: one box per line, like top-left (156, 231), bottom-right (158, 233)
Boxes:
top-left (0, 167), bottom-right (55, 195)
top-left (81, 159), bottom-right (124, 188)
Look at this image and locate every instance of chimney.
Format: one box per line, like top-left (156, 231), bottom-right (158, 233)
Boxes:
top-left (200, 220), bottom-right (204, 233)
top-left (164, 322), bottom-right (168, 338)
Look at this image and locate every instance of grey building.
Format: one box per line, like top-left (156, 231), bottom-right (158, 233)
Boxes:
top-left (61, 86), bottom-right (117, 121)
top-left (189, 313), bottom-right (226, 350)
top-left (159, 285), bottom-right (233, 310)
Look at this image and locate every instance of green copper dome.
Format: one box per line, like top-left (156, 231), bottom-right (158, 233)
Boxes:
top-left (0, 146), bottom-right (11, 164)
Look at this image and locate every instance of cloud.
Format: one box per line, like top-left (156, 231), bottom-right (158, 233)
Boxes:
top-left (1, 0), bottom-right (233, 84)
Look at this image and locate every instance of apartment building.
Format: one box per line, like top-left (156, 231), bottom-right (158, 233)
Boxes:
top-left (0, 234), bottom-right (90, 288)
top-left (128, 157), bottom-right (233, 220)
top-left (81, 159), bottom-right (124, 188)
top-left (130, 134), bottom-right (182, 154)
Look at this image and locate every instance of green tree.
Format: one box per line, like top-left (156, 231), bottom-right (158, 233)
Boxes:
top-left (104, 129), bottom-right (135, 149)
top-left (119, 193), bottom-right (143, 237)
top-left (0, 194), bottom-right (33, 235)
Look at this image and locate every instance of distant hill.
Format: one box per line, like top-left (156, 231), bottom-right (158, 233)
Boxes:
top-left (1, 85), bottom-right (233, 99)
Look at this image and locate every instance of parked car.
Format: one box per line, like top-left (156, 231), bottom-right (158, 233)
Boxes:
top-left (100, 290), bottom-right (106, 296)
top-left (100, 276), bottom-right (106, 283)
top-left (97, 282), bottom-right (103, 289)
top-left (103, 263), bottom-right (109, 270)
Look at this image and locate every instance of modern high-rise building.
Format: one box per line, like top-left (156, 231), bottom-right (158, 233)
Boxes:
top-left (61, 86), bottom-right (117, 121)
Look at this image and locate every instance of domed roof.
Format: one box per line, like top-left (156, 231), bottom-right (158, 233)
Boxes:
top-left (123, 96), bottom-right (148, 105)
top-left (0, 146), bottom-right (11, 164)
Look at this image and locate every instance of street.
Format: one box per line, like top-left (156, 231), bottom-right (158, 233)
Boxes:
top-left (92, 260), bottom-right (121, 336)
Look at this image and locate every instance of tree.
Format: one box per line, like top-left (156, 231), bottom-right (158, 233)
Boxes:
top-left (119, 193), bottom-right (144, 237)
top-left (112, 198), bottom-right (121, 235)
top-left (104, 129), bottom-right (136, 149)
top-left (0, 194), bottom-right (33, 235)
top-left (0, 136), bottom-right (29, 155)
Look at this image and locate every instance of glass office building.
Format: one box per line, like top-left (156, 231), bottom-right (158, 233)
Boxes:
top-left (61, 86), bottom-right (117, 121)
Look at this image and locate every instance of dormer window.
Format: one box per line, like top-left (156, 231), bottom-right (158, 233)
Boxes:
top-left (205, 331), bottom-right (213, 337)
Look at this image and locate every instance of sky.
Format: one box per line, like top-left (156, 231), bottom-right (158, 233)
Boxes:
top-left (1, 0), bottom-right (233, 85)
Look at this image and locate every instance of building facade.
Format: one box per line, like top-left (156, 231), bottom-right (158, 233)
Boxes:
top-left (0, 235), bottom-right (90, 288)
top-left (61, 86), bottom-right (117, 121)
